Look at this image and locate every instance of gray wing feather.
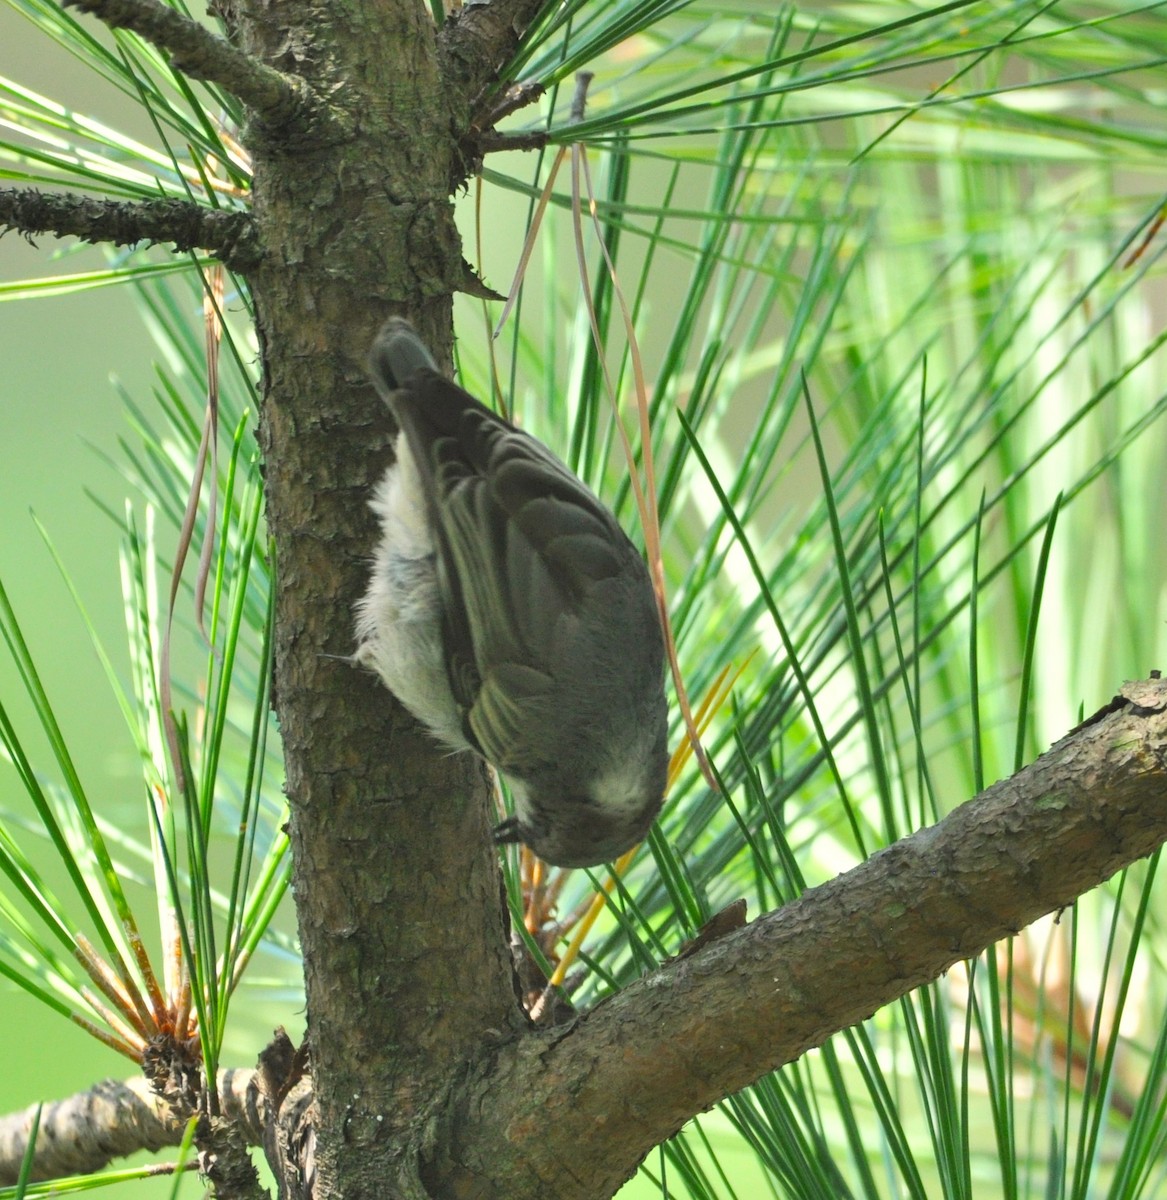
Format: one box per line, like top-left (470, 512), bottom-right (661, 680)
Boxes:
top-left (380, 368), bottom-right (640, 773)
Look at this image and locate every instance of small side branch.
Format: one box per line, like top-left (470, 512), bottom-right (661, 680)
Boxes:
top-left (455, 82), bottom-right (547, 181)
top-left (0, 1071), bottom-right (263, 1185)
top-left (0, 189), bottom-right (260, 269)
top-left (475, 129), bottom-right (548, 155)
top-left (62, 0), bottom-right (330, 138)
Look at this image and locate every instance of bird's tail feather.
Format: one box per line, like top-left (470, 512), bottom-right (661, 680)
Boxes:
top-left (369, 318), bottom-right (437, 393)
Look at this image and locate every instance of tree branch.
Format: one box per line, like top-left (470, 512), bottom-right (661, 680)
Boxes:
top-left (475, 129), bottom-right (548, 155)
top-left (424, 677), bottom-right (1167, 1199)
top-left (61, 0), bottom-right (335, 140)
top-left (0, 188), bottom-right (260, 268)
top-left (0, 1071), bottom-right (263, 1185)
top-left (7, 679), bottom-right (1165, 1195)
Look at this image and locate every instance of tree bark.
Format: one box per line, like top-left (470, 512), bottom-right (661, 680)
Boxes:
top-left (230, 0), bottom-right (528, 1193)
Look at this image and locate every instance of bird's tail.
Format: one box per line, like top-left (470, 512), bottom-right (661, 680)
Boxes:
top-left (369, 317), bottom-right (438, 394)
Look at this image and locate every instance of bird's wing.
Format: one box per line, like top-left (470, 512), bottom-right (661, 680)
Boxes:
top-left (388, 371), bottom-right (638, 768)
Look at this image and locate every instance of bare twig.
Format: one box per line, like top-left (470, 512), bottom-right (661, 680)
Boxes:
top-left (476, 80), bottom-right (545, 129)
top-left (62, 0), bottom-right (330, 137)
top-left (569, 70), bottom-right (593, 122)
top-left (475, 129), bottom-right (548, 154)
top-left (457, 82), bottom-right (547, 177)
top-left (0, 188), bottom-right (260, 268)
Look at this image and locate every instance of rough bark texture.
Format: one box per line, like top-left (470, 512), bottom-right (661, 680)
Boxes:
top-left (230, 0), bottom-right (533, 1193)
top-left (0, 1071), bottom-right (264, 1184)
top-left (0, 191), bottom-right (259, 267)
top-left (64, 0), bottom-right (322, 132)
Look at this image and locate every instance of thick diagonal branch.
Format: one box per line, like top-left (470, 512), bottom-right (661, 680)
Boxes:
top-left (62, 0), bottom-right (331, 138)
top-left (0, 189), bottom-right (260, 267)
top-left (5, 680), bottom-right (1166, 1196)
top-left (425, 677), bottom-right (1167, 1199)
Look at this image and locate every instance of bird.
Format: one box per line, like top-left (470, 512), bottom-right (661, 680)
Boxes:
top-left (354, 317), bottom-right (668, 867)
